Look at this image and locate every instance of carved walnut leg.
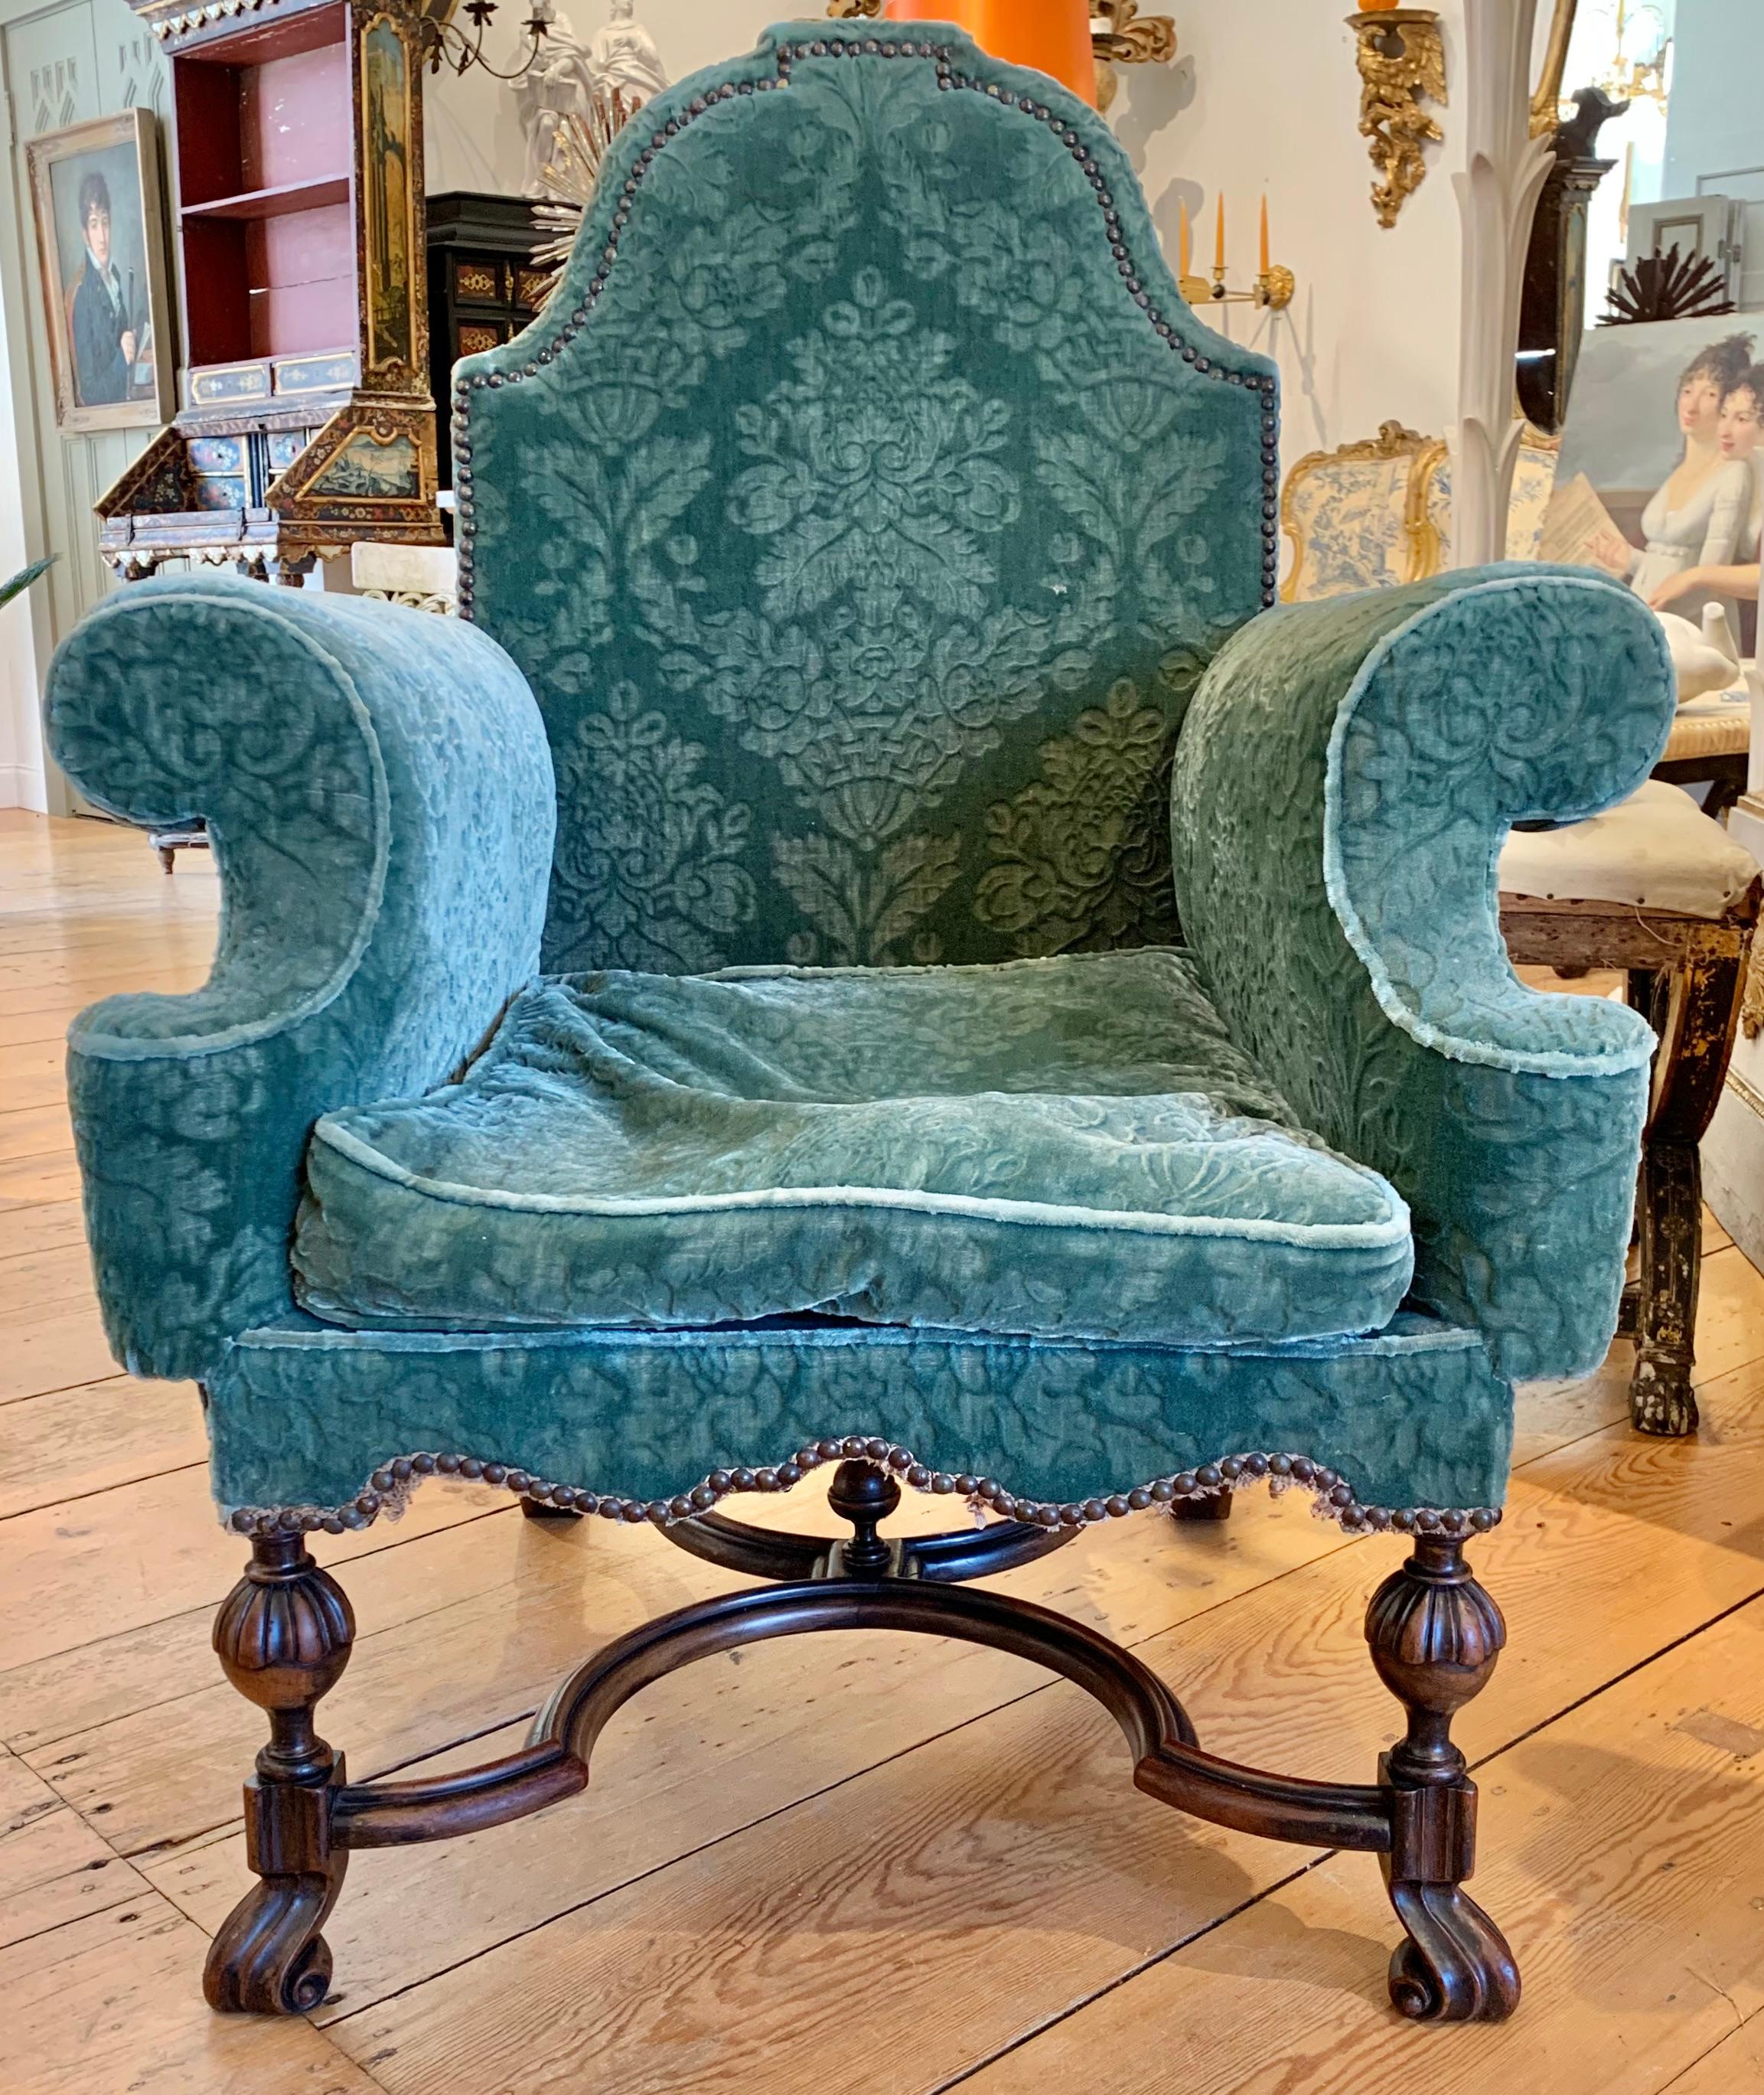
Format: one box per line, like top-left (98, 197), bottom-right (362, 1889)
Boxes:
top-left (1365, 1535), bottom-right (1518, 2022)
top-left (204, 1533), bottom-right (354, 2015)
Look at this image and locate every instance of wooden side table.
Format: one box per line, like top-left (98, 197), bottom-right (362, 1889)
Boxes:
top-left (1502, 863), bottom-right (1759, 1434)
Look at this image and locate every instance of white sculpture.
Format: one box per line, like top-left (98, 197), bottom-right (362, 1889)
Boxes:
top-left (515, 0), bottom-right (667, 200)
top-left (587, 0), bottom-right (667, 110)
top-left (517, 11), bottom-right (595, 199)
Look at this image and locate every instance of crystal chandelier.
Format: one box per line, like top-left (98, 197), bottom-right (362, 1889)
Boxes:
top-left (1587, 0), bottom-right (1671, 111)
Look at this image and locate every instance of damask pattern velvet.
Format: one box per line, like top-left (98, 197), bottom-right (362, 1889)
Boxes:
top-left (455, 21), bottom-right (1272, 977)
top-left (43, 28), bottom-right (1674, 1524)
top-left (293, 950), bottom-right (1413, 1347)
top-left (1172, 566), bottom-right (1676, 1381)
top-left (43, 577), bottom-right (556, 1382)
top-left (206, 1310), bottom-right (1514, 1521)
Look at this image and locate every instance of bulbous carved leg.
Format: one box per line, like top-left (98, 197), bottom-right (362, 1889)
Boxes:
top-left (204, 1533), bottom-right (354, 2015)
top-left (1365, 1535), bottom-right (1519, 2023)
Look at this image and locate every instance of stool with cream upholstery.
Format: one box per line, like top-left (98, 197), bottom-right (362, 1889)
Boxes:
top-left (1653, 696), bottom-right (1752, 822)
top-left (1501, 783), bottom-right (1761, 1434)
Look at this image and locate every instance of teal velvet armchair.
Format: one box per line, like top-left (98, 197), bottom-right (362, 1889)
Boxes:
top-left (47, 21), bottom-right (1674, 2030)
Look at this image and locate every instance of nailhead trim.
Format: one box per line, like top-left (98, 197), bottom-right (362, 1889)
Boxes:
top-left (223, 1440), bottom-right (1501, 1541)
top-left (437, 49), bottom-right (1292, 1470)
top-left (429, 54), bottom-right (1316, 1549)
top-left (455, 38), bottom-right (1280, 620)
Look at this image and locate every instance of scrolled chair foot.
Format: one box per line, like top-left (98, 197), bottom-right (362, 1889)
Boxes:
top-left (207, 1531), bottom-right (355, 2015)
top-left (1366, 1532), bottom-right (1519, 2024)
top-left (1386, 1880), bottom-right (1521, 2022)
top-left (204, 1864), bottom-right (346, 2015)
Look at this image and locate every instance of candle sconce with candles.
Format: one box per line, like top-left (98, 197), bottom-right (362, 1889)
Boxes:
top-left (1177, 196), bottom-right (1296, 312)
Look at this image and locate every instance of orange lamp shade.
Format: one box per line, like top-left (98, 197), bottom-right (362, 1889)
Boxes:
top-left (883, 0), bottom-right (986, 29)
top-left (974, 0), bottom-right (1097, 106)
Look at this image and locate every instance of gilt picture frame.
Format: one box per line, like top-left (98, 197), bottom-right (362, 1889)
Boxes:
top-left (25, 109), bottom-right (175, 435)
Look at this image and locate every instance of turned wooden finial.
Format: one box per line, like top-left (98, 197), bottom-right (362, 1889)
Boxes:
top-left (827, 1460), bottom-right (902, 1576)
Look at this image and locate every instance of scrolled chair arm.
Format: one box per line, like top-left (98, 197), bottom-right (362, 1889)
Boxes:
top-left (45, 575), bottom-right (556, 1382)
top-left (1171, 563), bottom-right (1675, 1381)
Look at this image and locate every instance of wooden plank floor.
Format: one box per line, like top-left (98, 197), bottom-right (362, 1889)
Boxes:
top-left (3, 806), bottom-right (1764, 2095)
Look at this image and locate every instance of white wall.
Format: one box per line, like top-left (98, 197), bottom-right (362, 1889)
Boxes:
top-left (1661, 0), bottom-right (1764, 312)
top-left (428, 2), bottom-right (1470, 468)
top-left (1114, 3), bottom-right (1468, 460)
top-left (1663, 0), bottom-right (1760, 200)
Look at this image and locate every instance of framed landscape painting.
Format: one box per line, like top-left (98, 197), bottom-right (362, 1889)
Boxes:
top-left (26, 110), bottom-right (175, 435)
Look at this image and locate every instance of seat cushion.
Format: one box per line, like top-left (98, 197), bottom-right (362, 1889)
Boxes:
top-left (293, 950), bottom-right (1413, 1349)
top-left (1499, 779), bottom-right (1762, 920)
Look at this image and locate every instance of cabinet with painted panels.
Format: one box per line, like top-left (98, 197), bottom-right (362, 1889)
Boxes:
top-left (93, 0), bottom-right (443, 583)
top-left (425, 190), bottom-right (543, 489)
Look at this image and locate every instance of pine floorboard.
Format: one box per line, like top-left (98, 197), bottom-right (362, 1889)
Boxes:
top-left (2, 810), bottom-right (1762, 2094)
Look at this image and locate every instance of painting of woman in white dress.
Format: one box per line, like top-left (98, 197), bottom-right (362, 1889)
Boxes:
top-left (1583, 333), bottom-right (1755, 599)
top-left (1648, 359), bottom-right (1764, 642)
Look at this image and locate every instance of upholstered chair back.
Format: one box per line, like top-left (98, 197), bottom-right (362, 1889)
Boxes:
top-left (1279, 423), bottom-right (1440, 602)
top-left (454, 21), bottom-right (1275, 974)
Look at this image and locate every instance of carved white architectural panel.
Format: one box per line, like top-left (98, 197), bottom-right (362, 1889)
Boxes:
top-left (28, 53), bottom-right (85, 134)
top-left (101, 19), bottom-right (168, 115)
top-left (1451, 0), bottom-right (1554, 567)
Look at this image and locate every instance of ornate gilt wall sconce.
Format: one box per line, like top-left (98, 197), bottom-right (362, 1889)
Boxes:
top-left (1348, 7), bottom-right (1447, 228)
top-left (824, 0), bottom-right (1177, 112)
top-left (1089, 0), bottom-right (1175, 110)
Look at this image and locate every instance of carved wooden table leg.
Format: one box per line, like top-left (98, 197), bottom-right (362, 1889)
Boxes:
top-left (1503, 896), bottom-right (1758, 1441)
top-left (1365, 1535), bottom-right (1518, 2022)
top-left (204, 1532), bottom-right (354, 2015)
top-left (1632, 1133), bottom-right (1701, 1436)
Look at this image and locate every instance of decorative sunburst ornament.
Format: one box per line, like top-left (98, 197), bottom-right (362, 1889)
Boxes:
top-left (530, 87), bottom-right (635, 312)
top-left (1600, 244), bottom-right (1736, 326)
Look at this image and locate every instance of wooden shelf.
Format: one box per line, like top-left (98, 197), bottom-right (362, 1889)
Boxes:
top-left (181, 175), bottom-right (350, 222)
